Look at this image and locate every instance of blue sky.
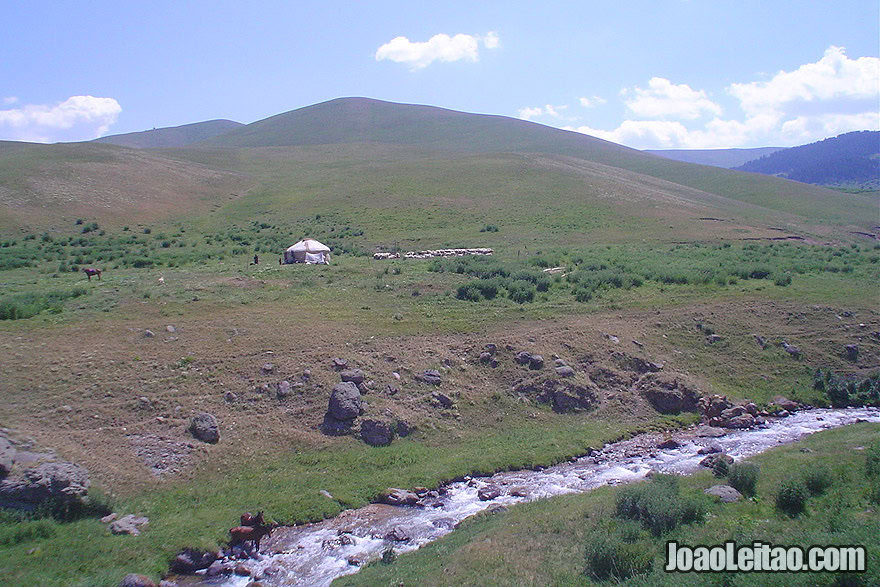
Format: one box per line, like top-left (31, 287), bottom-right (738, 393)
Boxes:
top-left (1, 1), bottom-right (877, 148)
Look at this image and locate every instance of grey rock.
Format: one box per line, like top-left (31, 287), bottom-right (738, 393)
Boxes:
top-left (477, 485), bottom-right (502, 501)
top-left (331, 357), bottom-right (348, 371)
top-left (320, 414), bottom-right (354, 436)
top-left (119, 574), bottom-right (156, 587)
top-left (340, 369), bottom-right (365, 385)
top-left (143, 330), bottom-right (154, 338)
top-left (721, 406), bottom-right (746, 419)
top-left (0, 436), bottom-right (15, 478)
top-left (484, 343), bottom-right (497, 354)
top-left (555, 365), bottom-right (575, 377)
top-left (396, 420), bottom-right (413, 437)
top-left (528, 354), bottom-right (545, 370)
top-left (479, 352), bottom-right (493, 364)
top-left (697, 443), bottom-right (723, 455)
top-left (723, 414), bottom-right (756, 429)
top-left (223, 391), bottom-right (237, 403)
top-left (277, 380), bottom-right (291, 398)
top-left (772, 396), bottom-right (799, 412)
top-left (380, 488), bottom-right (419, 506)
top-left (110, 514), bottom-right (149, 536)
top-left (165, 325), bottom-right (176, 333)
top-left (431, 391), bottom-right (454, 409)
top-left (361, 419), bottom-right (395, 446)
top-left (170, 549), bottom-right (218, 574)
top-left (327, 382), bottom-right (362, 421)
top-left (656, 438), bottom-right (680, 450)
top-left (0, 461), bottom-right (90, 507)
top-left (261, 363), bottom-right (274, 374)
top-left (384, 526), bottom-right (411, 542)
top-left (754, 334), bottom-right (767, 348)
top-left (707, 334), bottom-right (723, 343)
top-left (205, 561), bottom-right (231, 577)
top-left (189, 413), bottom-right (220, 444)
top-left (700, 453), bottom-right (734, 469)
top-left (704, 485), bottom-right (743, 503)
top-left (417, 370), bottom-right (442, 385)
top-left (514, 351), bottom-right (532, 365)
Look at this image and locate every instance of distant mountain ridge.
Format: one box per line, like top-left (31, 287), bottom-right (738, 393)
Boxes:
top-left (644, 147), bottom-right (784, 169)
top-left (735, 131), bottom-right (879, 189)
top-left (94, 119), bottom-right (243, 148)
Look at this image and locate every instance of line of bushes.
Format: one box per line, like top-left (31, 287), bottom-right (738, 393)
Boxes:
top-left (813, 369), bottom-right (880, 407)
top-left (0, 288), bottom-right (89, 320)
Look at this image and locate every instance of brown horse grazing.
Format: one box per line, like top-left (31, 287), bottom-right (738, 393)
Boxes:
top-left (82, 267), bottom-right (102, 281)
top-left (229, 523), bottom-right (274, 552)
top-left (240, 511), bottom-right (264, 527)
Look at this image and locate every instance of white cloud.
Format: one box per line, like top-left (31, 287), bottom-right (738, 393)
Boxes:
top-left (375, 32), bottom-right (499, 70)
top-left (2, 96), bottom-right (18, 105)
top-left (564, 46), bottom-right (880, 149)
top-left (518, 104), bottom-right (567, 121)
top-left (729, 46), bottom-right (880, 116)
top-left (566, 120), bottom-right (691, 148)
top-left (578, 95), bottom-right (606, 108)
top-left (0, 95), bottom-right (122, 142)
top-left (625, 77), bottom-right (722, 120)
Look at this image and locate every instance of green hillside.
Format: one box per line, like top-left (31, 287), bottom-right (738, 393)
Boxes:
top-left (93, 119), bottom-right (243, 149)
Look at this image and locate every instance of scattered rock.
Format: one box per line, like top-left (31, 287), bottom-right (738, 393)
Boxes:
top-left (165, 325), bottom-right (176, 333)
top-left (0, 461), bottom-right (90, 509)
top-left (780, 341), bottom-right (801, 358)
top-left (656, 438), bottom-right (680, 450)
top-left (771, 396), bottom-right (799, 412)
top-left (528, 355), bottom-right (545, 370)
top-left (704, 485), bottom-right (742, 503)
top-left (361, 419), bottom-right (395, 446)
top-left (277, 380), bottom-right (292, 398)
top-left (340, 369), bottom-right (365, 385)
top-left (508, 486), bottom-right (529, 497)
top-left (109, 515), bottom-right (150, 536)
top-left (431, 391), bottom-right (455, 409)
top-left (143, 330), bottom-right (154, 338)
top-left (754, 334), bottom-right (767, 349)
top-left (697, 443), bottom-right (722, 455)
top-left (640, 374), bottom-right (700, 414)
top-left (205, 560), bottom-right (231, 577)
top-left (384, 526), bottom-right (411, 542)
top-left (700, 453), bottom-right (734, 469)
top-left (395, 420), bottom-right (413, 437)
top-left (707, 334), bottom-right (723, 344)
top-left (555, 365), bottom-right (575, 377)
top-left (379, 488), bottom-right (420, 506)
top-left (514, 351), bottom-right (532, 366)
top-left (189, 413), bottom-right (220, 444)
top-left (119, 574), bottom-right (156, 587)
top-left (331, 357), bottom-right (348, 371)
top-left (477, 485), bottom-right (502, 501)
top-left (723, 414), bottom-right (756, 429)
top-left (261, 363), bottom-right (274, 374)
top-left (602, 332), bottom-right (620, 344)
top-left (417, 370), bottom-right (442, 385)
top-left (223, 391), bottom-right (237, 403)
top-left (101, 513), bottom-right (118, 524)
top-left (327, 382), bottom-right (362, 421)
top-left (233, 564), bottom-right (251, 576)
top-left (695, 426), bottom-right (727, 438)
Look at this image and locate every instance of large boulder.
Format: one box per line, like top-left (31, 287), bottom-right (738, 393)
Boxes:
top-left (170, 548), bottom-right (218, 574)
top-left (361, 419), bottom-right (395, 446)
top-left (189, 413), bottom-right (220, 444)
top-left (379, 488), bottom-right (419, 506)
top-left (431, 391), bottom-right (455, 409)
top-left (704, 485), bottom-right (742, 503)
top-left (0, 461), bottom-right (90, 508)
top-left (639, 374), bottom-right (701, 414)
top-left (327, 382), bottom-right (363, 421)
top-left (109, 514), bottom-right (150, 536)
top-left (416, 370), bottom-right (442, 386)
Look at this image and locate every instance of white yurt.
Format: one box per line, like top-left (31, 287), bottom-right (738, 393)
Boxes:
top-left (284, 238), bottom-right (331, 264)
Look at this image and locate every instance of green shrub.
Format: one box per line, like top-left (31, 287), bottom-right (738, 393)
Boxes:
top-left (584, 524), bottom-right (654, 581)
top-left (804, 466), bottom-right (833, 496)
top-left (776, 478), bottom-right (809, 516)
top-left (711, 458), bottom-right (730, 478)
top-left (728, 463), bottom-right (760, 496)
top-left (506, 281), bottom-right (535, 304)
top-left (615, 475), bottom-right (707, 535)
top-left (456, 284), bottom-right (481, 302)
top-left (865, 441), bottom-right (880, 478)
top-left (773, 272), bottom-right (792, 286)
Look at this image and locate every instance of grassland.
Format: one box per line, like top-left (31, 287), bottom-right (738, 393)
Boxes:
top-left (0, 100), bottom-right (878, 585)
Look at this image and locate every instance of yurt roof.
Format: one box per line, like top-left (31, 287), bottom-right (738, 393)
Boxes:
top-left (287, 238), bottom-right (330, 253)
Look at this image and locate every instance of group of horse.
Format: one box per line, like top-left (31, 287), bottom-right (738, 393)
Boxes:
top-left (229, 511), bottom-right (276, 553)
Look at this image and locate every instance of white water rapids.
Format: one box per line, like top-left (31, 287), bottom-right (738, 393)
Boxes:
top-left (184, 407), bottom-right (879, 586)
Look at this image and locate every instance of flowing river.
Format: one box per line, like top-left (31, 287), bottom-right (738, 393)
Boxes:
top-left (183, 407), bottom-right (879, 586)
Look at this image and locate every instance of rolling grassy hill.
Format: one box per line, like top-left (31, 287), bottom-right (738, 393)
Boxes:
top-left (735, 130), bottom-right (880, 189)
top-left (644, 147), bottom-right (783, 168)
top-left (93, 119), bottom-right (243, 149)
